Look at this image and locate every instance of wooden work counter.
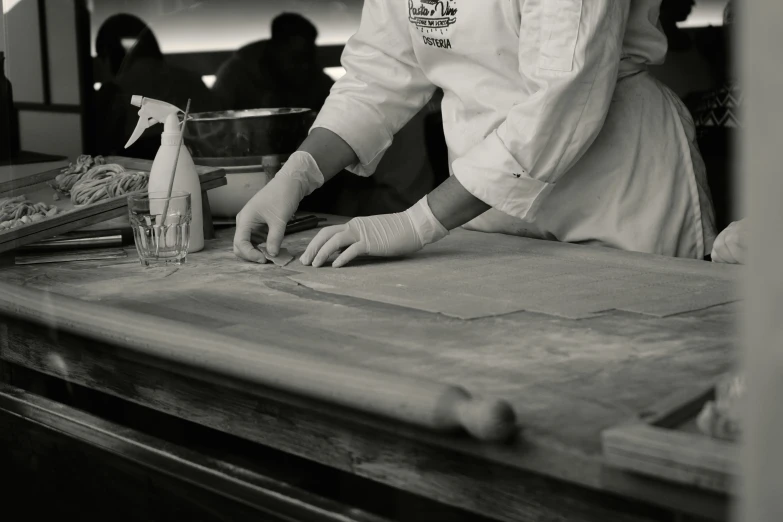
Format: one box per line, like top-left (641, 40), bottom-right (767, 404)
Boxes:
top-left (0, 217), bottom-right (738, 522)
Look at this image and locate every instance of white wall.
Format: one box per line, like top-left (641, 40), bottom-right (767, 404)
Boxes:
top-left (46, 0), bottom-right (80, 105)
top-left (680, 0), bottom-right (731, 28)
top-left (0, 10), bottom-right (5, 53)
top-left (90, 0), bottom-right (365, 53)
top-left (18, 111), bottom-right (81, 157)
top-left (3, 0), bottom-right (83, 157)
top-left (4, 0), bottom-right (43, 103)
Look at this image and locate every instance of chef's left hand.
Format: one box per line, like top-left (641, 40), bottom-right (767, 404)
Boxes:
top-left (711, 219), bottom-right (747, 265)
top-left (300, 196), bottom-right (449, 268)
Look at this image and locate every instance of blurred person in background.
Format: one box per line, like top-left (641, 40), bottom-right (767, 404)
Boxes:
top-left (213, 13), bottom-right (334, 113)
top-left (212, 13), bottom-right (437, 218)
top-left (300, 101), bottom-right (438, 218)
top-left (93, 14), bottom-right (219, 159)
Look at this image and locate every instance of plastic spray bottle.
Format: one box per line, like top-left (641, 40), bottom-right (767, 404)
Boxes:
top-left (125, 96), bottom-right (204, 252)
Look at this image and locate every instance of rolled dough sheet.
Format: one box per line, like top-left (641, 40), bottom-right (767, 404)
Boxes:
top-left (286, 229), bottom-right (741, 320)
top-left (259, 247), bottom-right (294, 267)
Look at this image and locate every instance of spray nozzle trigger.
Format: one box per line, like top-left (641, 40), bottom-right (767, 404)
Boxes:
top-left (124, 96), bottom-right (184, 149)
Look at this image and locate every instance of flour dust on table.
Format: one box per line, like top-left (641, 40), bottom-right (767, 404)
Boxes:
top-left (288, 229), bottom-right (739, 320)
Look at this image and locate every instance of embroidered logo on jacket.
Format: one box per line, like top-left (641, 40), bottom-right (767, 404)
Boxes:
top-left (408, 0), bottom-right (457, 49)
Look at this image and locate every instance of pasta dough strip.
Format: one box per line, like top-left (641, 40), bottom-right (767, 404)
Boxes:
top-left (70, 165), bottom-right (149, 206)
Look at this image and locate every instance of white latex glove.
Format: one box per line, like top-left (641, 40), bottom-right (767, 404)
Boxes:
top-left (300, 196), bottom-right (449, 268)
top-left (234, 151), bottom-right (324, 263)
top-left (711, 219), bottom-right (747, 265)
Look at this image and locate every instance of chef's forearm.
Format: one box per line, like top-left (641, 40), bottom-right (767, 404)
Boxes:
top-left (298, 128), bottom-right (359, 182)
top-left (426, 175), bottom-right (490, 231)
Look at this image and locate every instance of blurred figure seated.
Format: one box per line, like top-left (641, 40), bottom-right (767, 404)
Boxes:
top-left (94, 14), bottom-right (220, 159)
top-left (299, 102), bottom-right (438, 217)
top-left (213, 13), bottom-right (334, 112)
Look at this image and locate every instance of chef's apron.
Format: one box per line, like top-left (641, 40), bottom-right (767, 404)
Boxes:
top-left (463, 61), bottom-right (717, 259)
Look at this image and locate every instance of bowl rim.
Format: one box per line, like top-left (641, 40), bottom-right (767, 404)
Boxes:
top-left (187, 108), bottom-right (312, 122)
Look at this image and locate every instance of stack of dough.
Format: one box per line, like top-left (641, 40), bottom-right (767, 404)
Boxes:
top-left (50, 154), bottom-right (106, 196)
top-left (70, 164), bottom-right (149, 206)
top-left (50, 154), bottom-right (149, 206)
top-left (0, 196), bottom-right (58, 230)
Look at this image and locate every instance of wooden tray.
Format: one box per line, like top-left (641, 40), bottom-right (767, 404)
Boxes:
top-left (0, 156), bottom-right (226, 255)
top-left (601, 382), bottom-right (739, 495)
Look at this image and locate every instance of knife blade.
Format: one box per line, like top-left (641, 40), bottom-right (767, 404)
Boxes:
top-left (19, 229), bottom-right (129, 253)
top-left (250, 215), bottom-right (325, 243)
top-left (15, 248), bottom-right (128, 265)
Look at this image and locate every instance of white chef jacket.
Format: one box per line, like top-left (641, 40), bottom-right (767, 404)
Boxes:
top-left (312, 0), bottom-right (717, 259)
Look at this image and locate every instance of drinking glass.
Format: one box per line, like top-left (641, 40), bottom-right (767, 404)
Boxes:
top-left (128, 191), bottom-right (191, 267)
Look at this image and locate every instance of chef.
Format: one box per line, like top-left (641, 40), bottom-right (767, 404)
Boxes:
top-left (234, 0), bottom-right (717, 268)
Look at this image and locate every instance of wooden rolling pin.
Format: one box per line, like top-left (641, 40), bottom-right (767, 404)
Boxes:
top-left (0, 281), bottom-right (517, 442)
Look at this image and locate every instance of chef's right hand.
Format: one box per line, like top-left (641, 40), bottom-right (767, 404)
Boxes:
top-left (233, 151), bottom-right (324, 263)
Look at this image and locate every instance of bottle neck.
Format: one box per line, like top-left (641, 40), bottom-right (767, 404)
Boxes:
top-left (161, 133), bottom-right (182, 146)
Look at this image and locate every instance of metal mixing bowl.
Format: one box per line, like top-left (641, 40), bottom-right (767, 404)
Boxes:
top-left (183, 108), bottom-right (314, 217)
top-left (183, 108), bottom-right (314, 164)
